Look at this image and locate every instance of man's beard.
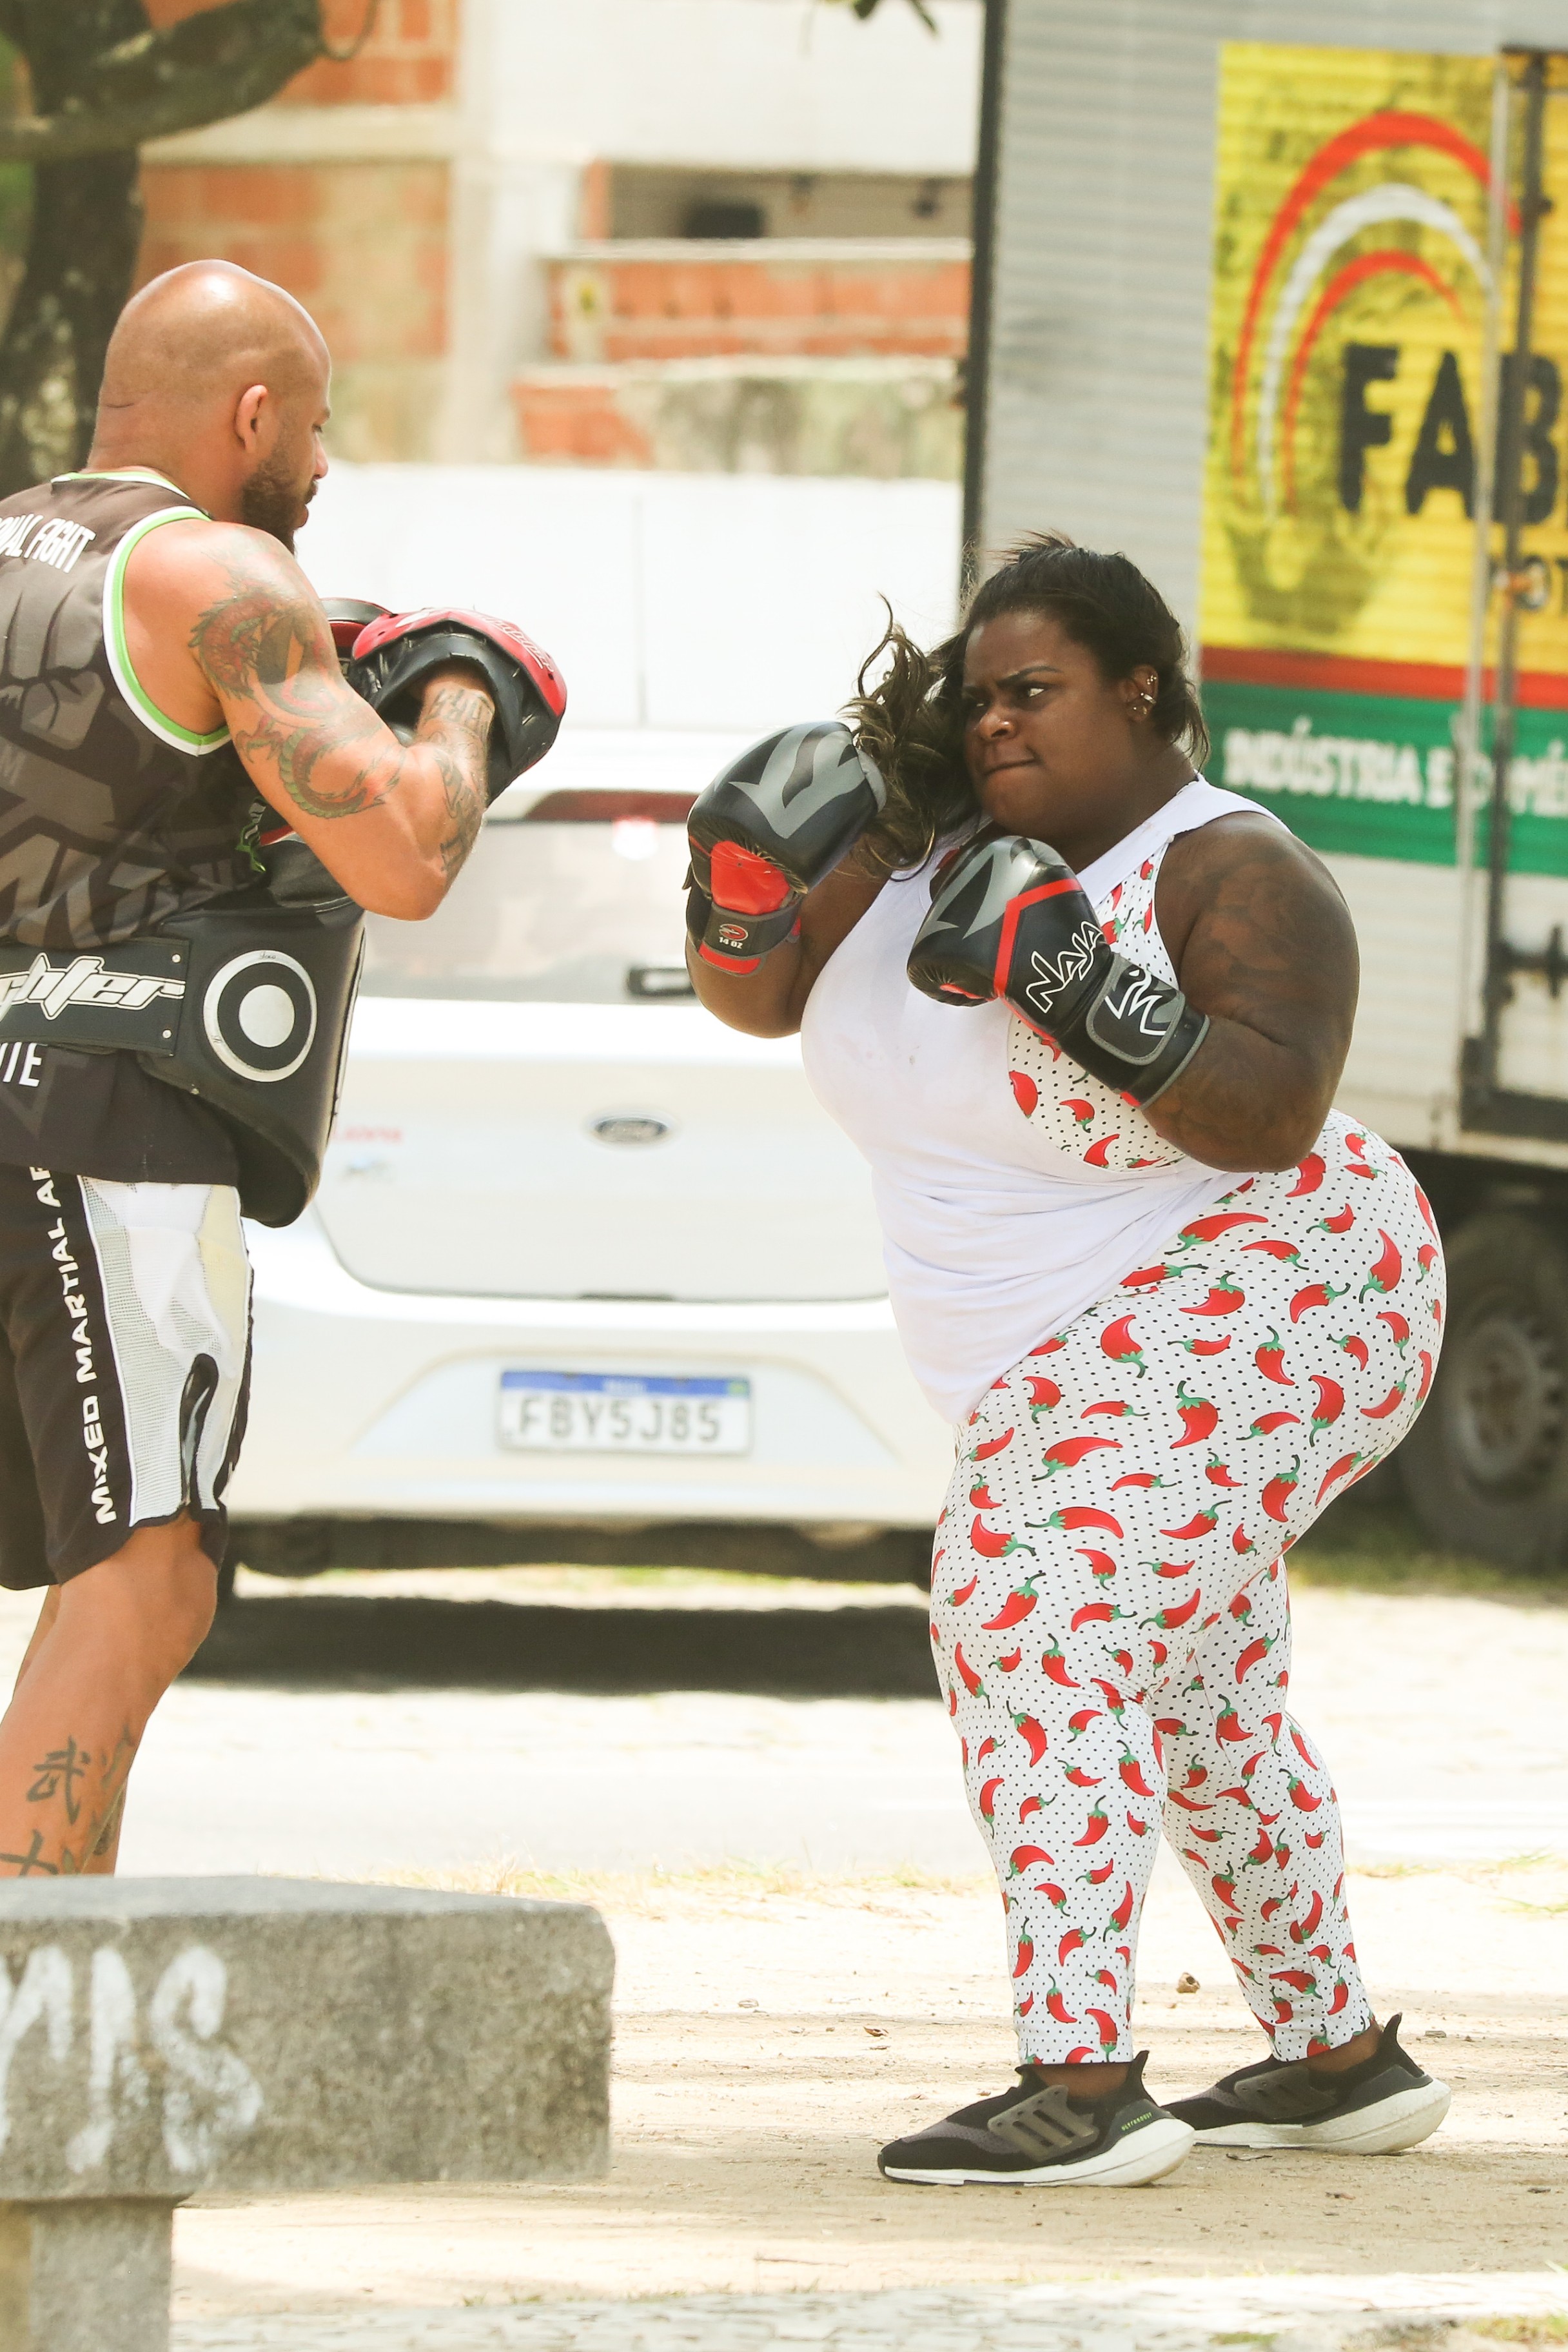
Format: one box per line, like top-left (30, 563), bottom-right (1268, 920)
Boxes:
top-left (240, 453), bottom-right (313, 552)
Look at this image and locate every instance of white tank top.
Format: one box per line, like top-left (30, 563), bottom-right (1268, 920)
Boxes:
top-left (800, 780), bottom-right (1284, 1424)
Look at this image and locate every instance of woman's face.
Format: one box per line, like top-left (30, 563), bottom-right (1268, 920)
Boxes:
top-left (961, 609), bottom-right (1161, 849)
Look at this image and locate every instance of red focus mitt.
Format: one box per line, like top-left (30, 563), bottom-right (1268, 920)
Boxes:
top-left (321, 597), bottom-right (390, 663)
top-left (346, 606), bottom-right (567, 803)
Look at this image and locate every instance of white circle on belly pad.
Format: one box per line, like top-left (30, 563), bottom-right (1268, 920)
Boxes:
top-left (237, 983), bottom-right (297, 1048)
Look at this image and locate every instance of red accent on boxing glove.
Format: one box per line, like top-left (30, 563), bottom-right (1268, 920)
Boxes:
top-left (686, 720), bottom-right (885, 971)
top-left (907, 832), bottom-right (1210, 1107)
top-left (709, 840), bottom-right (794, 916)
top-left (321, 598), bottom-right (391, 663)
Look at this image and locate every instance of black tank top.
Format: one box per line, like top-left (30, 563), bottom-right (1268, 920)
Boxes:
top-left (0, 471), bottom-right (262, 1183)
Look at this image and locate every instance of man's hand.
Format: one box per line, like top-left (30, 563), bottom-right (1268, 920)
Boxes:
top-left (122, 521), bottom-right (494, 918)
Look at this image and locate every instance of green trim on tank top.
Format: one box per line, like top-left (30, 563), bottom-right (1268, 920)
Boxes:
top-left (102, 505), bottom-right (231, 756)
top-left (58, 467), bottom-right (191, 497)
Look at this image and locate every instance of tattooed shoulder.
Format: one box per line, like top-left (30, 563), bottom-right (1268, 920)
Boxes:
top-left (186, 534), bottom-right (393, 823)
top-left (187, 533), bottom-right (335, 700)
top-left (1158, 817), bottom-right (1356, 1001)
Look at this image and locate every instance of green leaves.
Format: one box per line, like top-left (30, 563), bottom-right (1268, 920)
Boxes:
top-left (0, 0), bottom-right (322, 162)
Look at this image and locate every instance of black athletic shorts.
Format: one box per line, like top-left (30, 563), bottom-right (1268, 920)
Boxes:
top-left (0, 1163), bottom-right (251, 1588)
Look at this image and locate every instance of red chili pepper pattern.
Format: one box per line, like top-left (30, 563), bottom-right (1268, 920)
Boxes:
top-left (1099, 1314), bottom-right (1146, 1378)
top-left (1183, 1274), bottom-right (1247, 1317)
top-left (982, 1579), bottom-right (1040, 1631)
top-left (932, 1110), bottom-right (1440, 2068)
top-left (1172, 1383), bottom-right (1219, 1448)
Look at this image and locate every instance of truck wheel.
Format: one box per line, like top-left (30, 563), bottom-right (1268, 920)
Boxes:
top-left (1398, 1210), bottom-right (1568, 1569)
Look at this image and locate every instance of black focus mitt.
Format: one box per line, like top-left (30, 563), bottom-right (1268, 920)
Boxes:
top-left (346, 607), bottom-right (567, 802)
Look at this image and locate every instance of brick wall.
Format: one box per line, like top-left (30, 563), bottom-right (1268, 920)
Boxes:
top-left (551, 250), bottom-right (971, 365)
top-left (144, 0), bottom-right (457, 104)
top-left (137, 162), bottom-right (450, 461)
top-left (137, 1), bottom-right (460, 460)
top-left (284, 0), bottom-right (458, 108)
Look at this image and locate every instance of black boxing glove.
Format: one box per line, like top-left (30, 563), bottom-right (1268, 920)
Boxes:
top-left (346, 607), bottom-right (567, 803)
top-left (686, 720), bottom-right (886, 972)
top-left (906, 832), bottom-right (1209, 1106)
top-left (322, 597), bottom-right (390, 669)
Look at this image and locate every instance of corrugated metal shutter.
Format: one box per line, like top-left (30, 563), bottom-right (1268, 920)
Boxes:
top-left (975, 0), bottom-right (1567, 630)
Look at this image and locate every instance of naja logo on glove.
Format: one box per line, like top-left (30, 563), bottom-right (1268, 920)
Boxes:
top-left (1024, 921), bottom-right (1103, 1017)
top-left (1099, 966), bottom-right (1182, 1042)
top-left (202, 950), bottom-right (318, 1083)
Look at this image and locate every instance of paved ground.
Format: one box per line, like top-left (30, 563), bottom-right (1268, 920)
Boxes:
top-left (169, 1850), bottom-right (1567, 2326)
top-left (61, 1552), bottom-right (1568, 1879)
top-left (176, 2277), bottom-right (1568, 2351)
top-left (1, 1506), bottom-right (1562, 2346)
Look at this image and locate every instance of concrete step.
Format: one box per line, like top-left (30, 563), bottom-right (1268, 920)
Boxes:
top-left (0, 1879), bottom-right (611, 2352)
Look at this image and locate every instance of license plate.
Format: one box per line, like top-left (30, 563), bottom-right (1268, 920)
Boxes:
top-left (498, 1370), bottom-right (752, 1455)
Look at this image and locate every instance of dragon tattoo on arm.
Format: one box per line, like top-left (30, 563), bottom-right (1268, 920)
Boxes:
top-left (188, 542), bottom-right (491, 883)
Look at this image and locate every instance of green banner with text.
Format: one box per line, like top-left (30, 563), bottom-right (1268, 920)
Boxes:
top-left (1205, 677), bottom-right (1568, 874)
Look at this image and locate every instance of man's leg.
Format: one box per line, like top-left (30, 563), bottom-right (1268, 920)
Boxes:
top-left (12, 1588), bottom-right (135, 1876)
top-left (0, 1517), bottom-right (214, 1877)
top-left (0, 1169), bottom-right (248, 1876)
top-left (12, 1589), bottom-right (57, 1694)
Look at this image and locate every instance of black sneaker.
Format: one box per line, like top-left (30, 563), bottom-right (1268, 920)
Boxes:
top-left (1166, 2014), bottom-right (1450, 2153)
top-left (877, 2052), bottom-right (1195, 2186)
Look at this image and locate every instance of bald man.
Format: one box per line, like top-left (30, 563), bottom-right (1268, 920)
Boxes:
top-left (0, 261), bottom-right (502, 1878)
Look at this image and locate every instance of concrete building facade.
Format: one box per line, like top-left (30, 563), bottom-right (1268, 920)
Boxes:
top-left (139, 0), bottom-right (981, 475)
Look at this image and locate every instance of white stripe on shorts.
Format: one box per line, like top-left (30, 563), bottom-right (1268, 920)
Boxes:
top-left (77, 1179), bottom-right (251, 1525)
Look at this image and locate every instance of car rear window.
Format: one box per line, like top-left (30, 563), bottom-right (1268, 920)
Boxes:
top-left (359, 775), bottom-right (703, 1004)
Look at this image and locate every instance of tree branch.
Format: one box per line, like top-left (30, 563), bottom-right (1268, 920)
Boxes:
top-left (834, 0), bottom-right (939, 30)
top-left (0, 0), bottom-right (323, 161)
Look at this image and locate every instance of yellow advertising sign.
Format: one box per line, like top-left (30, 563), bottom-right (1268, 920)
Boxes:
top-left (1201, 43), bottom-right (1568, 869)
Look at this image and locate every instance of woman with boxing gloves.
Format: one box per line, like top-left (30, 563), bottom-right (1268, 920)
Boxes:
top-left (685, 534), bottom-right (1450, 2190)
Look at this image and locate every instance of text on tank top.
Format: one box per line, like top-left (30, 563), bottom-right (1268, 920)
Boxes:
top-left (0, 471), bottom-right (261, 1182)
top-left (799, 781), bottom-right (1287, 1423)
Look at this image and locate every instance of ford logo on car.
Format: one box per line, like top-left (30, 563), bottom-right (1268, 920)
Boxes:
top-left (591, 1113), bottom-right (671, 1145)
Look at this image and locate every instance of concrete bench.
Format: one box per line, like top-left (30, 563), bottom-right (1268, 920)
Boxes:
top-left (0, 1878), bottom-right (613, 2352)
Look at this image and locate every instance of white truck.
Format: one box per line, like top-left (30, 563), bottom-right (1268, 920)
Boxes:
top-left (964, 1), bottom-right (1568, 1566)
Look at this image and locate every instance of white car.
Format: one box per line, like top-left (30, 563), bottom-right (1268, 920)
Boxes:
top-left (227, 730), bottom-right (953, 1576)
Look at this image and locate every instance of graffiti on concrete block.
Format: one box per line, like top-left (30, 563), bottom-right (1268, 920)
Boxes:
top-left (0, 1941), bottom-right (263, 2175)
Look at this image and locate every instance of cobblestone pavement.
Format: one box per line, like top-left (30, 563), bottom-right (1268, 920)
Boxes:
top-left (177, 2274), bottom-right (1568, 2351)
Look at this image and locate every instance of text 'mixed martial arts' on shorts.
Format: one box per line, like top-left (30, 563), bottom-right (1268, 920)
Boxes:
top-left (0, 1166), bottom-right (251, 1589)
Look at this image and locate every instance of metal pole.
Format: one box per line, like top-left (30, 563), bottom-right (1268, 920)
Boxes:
top-left (1477, 50), bottom-right (1550, 1099)
top-left (1453, 60), bottom-right (1511, 1094)
top-left (960, 0), bottom-right (1006, 599)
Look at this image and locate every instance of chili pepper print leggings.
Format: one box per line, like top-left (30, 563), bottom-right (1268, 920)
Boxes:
top-left (930, 1113), bottom-right (1445, 2066)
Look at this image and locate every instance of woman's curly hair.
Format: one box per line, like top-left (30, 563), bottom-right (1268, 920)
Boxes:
top-left (847, 530), bottom-right (1210, 872)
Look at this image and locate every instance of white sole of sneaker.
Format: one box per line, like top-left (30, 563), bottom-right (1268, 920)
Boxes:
top-left (1191, 2077), bottom-right (1451, 2155)
top-left (882, 2115), bottom-right (1195, 2188)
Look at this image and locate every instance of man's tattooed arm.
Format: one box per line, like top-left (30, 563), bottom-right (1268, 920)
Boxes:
top-left (418, 680), bottom-right (493, 881)
top-left (182, 532), bottom-right (493, 912)
top-left (1141, 817), bottom-right (1359, 1172)
top-left (190, 554), bottom-right (397, 818)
